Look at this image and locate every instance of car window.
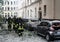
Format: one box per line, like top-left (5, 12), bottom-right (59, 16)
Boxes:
top-left (40, 22), bottom-right (50, 26)
top-left (52, 22), bottom-right (60, 27)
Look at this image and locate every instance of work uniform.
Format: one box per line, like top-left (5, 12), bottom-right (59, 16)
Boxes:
top-left (18, 26), bottom-right (24, 36)
top-left (12, 16), bottom-right (16, 31)
top-left (17, 18), bottom-right (24, 36)
top-left (8, 17), bottom-right (12, 31)
top-left (15, 24), bottom-right (18, 33)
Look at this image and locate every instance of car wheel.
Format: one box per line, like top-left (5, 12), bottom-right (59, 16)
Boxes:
top-left (46, 34), bottom-right (50, 41)
top-left (46, 34), bottom-right (54, 41)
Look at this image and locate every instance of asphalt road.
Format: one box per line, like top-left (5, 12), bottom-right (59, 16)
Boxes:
top-left (0, 30), bottom-right (60, 42)
top-left (0, 23), bottom-right (60, 42)
top-left (0, 30), bottom-right (47, 42)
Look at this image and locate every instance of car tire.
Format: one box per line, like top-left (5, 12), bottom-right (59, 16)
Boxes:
top-left (46, 34), bottom-right (52, 41)
top-left (46, 34), bottom-right (54, 41)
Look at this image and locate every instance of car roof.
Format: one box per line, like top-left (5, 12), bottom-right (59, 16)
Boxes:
top-left (41, 20), bottom-right (60, 24)
top-left (50, 20), bottom-right (60, 24)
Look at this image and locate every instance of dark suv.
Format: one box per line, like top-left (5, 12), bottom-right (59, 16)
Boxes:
top-left (34, 20), bottom-right (60, 41)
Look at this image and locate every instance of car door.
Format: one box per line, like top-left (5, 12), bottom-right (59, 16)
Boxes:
top-left (41, 22), bottom-right (50, 36)
top-left (37, 22), bottom-right (44, 35)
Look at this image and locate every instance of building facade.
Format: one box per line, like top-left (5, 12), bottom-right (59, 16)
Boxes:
top-left (41, 0), bottom-right (60, 19)
top-left (0, 0), bottom-right (2, 15)
top-left (2, 0), bottom-right (19, 18)
top-left (19, 0), bottom-right (40, 20)
top-left (18, 0), bottom-right (60, 20)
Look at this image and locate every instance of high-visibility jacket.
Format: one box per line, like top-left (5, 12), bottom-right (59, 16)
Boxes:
top-left (18, 26), bottom-right (24, 30)
top-left (15, 24), bottom-right (18, 28)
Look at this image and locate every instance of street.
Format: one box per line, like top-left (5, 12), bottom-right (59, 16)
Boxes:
top-left (0, 0), bottom-right (60, 42)
top-left (0, 29), bottom-right (60, 42)
top-left (0, 23), bottom-right (60, 42)
top-left (0, 30), bottom-right (47, 42)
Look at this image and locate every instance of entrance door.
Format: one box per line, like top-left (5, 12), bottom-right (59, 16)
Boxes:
top-left (39, 11), bottom-right (42, 21)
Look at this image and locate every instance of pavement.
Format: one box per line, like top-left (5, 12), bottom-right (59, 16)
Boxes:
top-left (0, 30), bottom-right (47, 42)
top-left (0, 22), bottom-right (60, 42)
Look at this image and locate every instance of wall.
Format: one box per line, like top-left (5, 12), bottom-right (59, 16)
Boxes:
top-left (2, 0), bottom-right (19, 18)
top-left (55, 0), bottom-right (60, 19)
top-left (42, 0), bottom-right (54, 19)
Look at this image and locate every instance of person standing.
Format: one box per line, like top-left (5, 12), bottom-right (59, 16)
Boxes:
top-left (15, 18), bottom-right (19, 33)
top-left (17, 17), bottom-right (24, 36)
top-left (12, 16), bottom-right (16, 31)
top-left (8, 17), bottom-right (12, 32)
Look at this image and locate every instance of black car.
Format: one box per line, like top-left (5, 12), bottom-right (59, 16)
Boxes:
top-left (34, 20), bottom-right (60, 41)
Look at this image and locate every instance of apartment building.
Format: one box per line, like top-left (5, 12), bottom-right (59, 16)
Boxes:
top-left (18, 0), bottom-right (60, 20)
top-left (2, 0), bottom-right (19, 18)
top-left (19, 0), bottom-right (41, 20)
top-left (0, 0), bottom-right (2, 15)
top-left (39, 0), bottom-right (60, 19)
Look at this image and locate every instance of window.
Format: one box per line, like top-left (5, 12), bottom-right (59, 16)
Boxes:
top-left (11, 1), bottom-right (13, 5)
top-left (39, 7), bottom-right (41, 10)
top-left (8, 7), bottom-right (9, 11)
top-left (35, 8), bottom-right (37, 17)
top-left (2, 7), bottom-right (4, 10)
top-left (8, 1), bottom-right (9, 5)
top-left (14, 7), bottom-right (15, 10)
top-left (5, 15), bottom-right (7, 17)
top-left (44, 5), bottom-right (46, 16)
top-left (5, 1), bottom-right (6, 5)
top-left (52, 22), bottom-right (60, 26)
top-left (28, 10), bottom-right (29, 16)
top-left (14, 1), bottom-right (15, 4)
top-left (2, 1), bottom-right (4, 5)
top-left (40, 22), bottom-right (49, 26)
top-left (11, 14), bottom-right (12, 16)
top-left (27, 0), bottom-right (29, 4)
top-left (8, 13), bottom-right (10, 17)
top-left (11, 7), bottom-right (13, 10)
top-left (30, 9), bottom-right (32, 17)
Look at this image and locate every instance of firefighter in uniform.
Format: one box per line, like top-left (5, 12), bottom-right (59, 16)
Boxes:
top-left (17, 17), bottom-right (24, 36)
top-left (8, 17), bottom-right (12, 31)
top-left (18, 25), bottom-right (24, 36)
top-left (12, 16), bottom-right (16, 31)
top-left (14, 18), bottom-right (19, 33)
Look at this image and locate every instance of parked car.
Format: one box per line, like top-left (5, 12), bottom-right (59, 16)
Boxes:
top-left (34, 20), bottom-right (60, 41)
top-left (24, 20), bottom-right (40, 31)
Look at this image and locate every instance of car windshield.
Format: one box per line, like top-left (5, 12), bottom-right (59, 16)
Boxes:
top-left (52, 22), bottom-right (60, 27)
top-left (51, 22), bottom-right (60, 30)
